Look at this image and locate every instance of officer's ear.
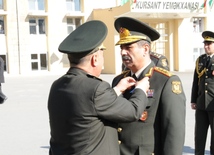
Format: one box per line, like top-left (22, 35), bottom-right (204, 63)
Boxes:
top-left (143, 43), bottom-right (150, 54)
top-left (91, 52), bottom-right (99, 67)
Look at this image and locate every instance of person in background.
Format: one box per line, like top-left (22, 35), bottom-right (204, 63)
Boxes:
top-left (48, 20), bottom-right (150, 155)
top-left (112, 17), bottom-right (186, 155)
top-left (122, 51), bottom-right (169, 71)
top-left (0, 57), bottom-right (7, 104)
top-left (191, 30), bottom-right (214, 155)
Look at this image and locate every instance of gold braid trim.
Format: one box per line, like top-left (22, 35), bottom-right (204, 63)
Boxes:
top-left (195, 57), bottom-right (206, 84)
top-left (122, 70), bottom-right (131, 78)
top-left (145, 68), bottom-right (154, 78)
top-left (196, 58), bottom-right (206, 79)
top-left (153, 67), bottom-right (173, 77)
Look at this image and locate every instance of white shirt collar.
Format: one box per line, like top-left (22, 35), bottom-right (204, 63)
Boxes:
top-left (131, 60), bottom-right (152, 78)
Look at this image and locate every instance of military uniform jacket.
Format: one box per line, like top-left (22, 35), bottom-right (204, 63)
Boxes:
top-left (0, 57), bottom-right (5, 83)
top-left (48, 67), bottom-right (148, 155)
top-left (112, 62), bottom-right (186, 155)
top-left (191, 54), bottom-right (214, 111)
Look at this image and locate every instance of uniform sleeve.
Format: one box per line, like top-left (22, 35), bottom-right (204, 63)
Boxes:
top-left (93, 81), bottom-right (148, 123)
top-left (191, 69), bottom-right (199, 103)
top-left (160, 75), bottom-right (186, 155)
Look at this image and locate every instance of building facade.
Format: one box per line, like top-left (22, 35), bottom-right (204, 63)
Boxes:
top-left (0, 0), bottom-right (213, 75)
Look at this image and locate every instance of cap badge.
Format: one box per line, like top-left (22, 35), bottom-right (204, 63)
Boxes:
top-left (119, 27), bottom-right (131, 38)
top-left (204, 36), bottom-right (214, 41)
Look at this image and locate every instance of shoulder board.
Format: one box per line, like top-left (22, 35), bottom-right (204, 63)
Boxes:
top-left (153, 66), bottom-right (173, 77)
top-left (87, 74), bottom-right (102, 81)
top-left (150, 52), bottom-right (162, 59)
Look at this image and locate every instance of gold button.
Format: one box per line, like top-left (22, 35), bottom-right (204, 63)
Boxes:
top-left (206, 76), bottom-right (208, 78)
top-left (205, 90), bottom-right (208, 93)
top-left (118, 140), bottom-right (121, 144)
top-left (118, 128), bottom-right (122, 132)
top-left (205, 83), bottom-right (208, 85)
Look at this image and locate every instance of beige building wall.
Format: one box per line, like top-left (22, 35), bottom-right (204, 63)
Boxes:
top-left (0, 0), bottom-right (213, 75)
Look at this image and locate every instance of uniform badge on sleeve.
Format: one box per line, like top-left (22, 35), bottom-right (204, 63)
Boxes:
top-left (172, 81), bottom-right (182, 94)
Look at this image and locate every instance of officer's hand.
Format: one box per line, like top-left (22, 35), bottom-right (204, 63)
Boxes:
top-left (191, 103), bottom-right (197, 110)
top-left (135, 77), bottom-right (150, 95)
top-left (114, 77), bottom-right (136, 95)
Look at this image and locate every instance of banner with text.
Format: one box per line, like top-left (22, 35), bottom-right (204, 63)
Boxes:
top-left (131, 0), bottom-right (204, 13)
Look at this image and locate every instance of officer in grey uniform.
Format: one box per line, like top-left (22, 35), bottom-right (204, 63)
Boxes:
top-left (112, 17), bottom-right (186, 155)
top-left (191, 30), bottom-right (214, 155)
top-left (48, 20), bottom-right (150, 155)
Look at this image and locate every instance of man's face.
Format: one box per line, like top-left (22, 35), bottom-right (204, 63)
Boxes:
top-left (204, 41), bottom-right (214, 55)
top-left (120, 42), bottom-right (145, 70)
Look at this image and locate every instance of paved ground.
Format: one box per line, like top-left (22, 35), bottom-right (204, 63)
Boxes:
top-left (0, 71), bottom-right (211, 155)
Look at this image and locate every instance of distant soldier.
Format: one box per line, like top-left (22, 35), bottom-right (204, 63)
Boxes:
top-left (191, 30), bottom-right (214, 155)
top-left (0, 57), bottom-right (7, 104)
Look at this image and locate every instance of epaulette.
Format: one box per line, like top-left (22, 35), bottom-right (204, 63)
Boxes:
top-left (150, 52), bottom-right (162, 59)
top-left (153, 66), bottom-right (173, 77)
top-left (87, 74), bottom-right (102, 81)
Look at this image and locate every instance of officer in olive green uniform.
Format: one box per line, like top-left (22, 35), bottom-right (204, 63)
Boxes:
top-left (191, 31), bottom-right (214, 155)
top-left (48, 20), bottom-right (150, 155)
top-left (112, 17), bottom-right (186, 155)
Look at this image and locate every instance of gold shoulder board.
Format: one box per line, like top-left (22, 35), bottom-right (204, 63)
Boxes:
top-left (153, 66), bottom-right (173, 77)
top-left (151, 52), bottom-right (162, 58)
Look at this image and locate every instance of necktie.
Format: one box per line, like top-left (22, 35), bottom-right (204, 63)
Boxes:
top-left (123, 74), bottom-right (138, 99)
top-left (206, 56), bottom-right (211, 68)
top-left (132, 74), bottom-right (138, 81)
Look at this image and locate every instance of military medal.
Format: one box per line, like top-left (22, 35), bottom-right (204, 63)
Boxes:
top-left (147, 89), bottom-right (154, 98)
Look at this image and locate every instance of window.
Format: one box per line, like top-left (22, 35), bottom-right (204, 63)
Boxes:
top-left (0, 0), bottom-right (3, 10)
top-left (67, 18), bottom-right (81, 34)
top-left (66, 0), bottom-right (81, 11)
top-left (193, 18), bottom-right (204, 33)
top-left (28, 0), bottom-right (45, 11)
top-left (29, 18), bottom-right (45, 34)
top-left (193, 48), bottom-right (204, 62)
top-left (31, 53), bottom-right (47, 70)
top-left (0, 16), bottom-right (4, 34)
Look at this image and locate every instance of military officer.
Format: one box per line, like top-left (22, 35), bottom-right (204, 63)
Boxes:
top-left (48, 20), bottom-right (150, 155)
top-left (112, 17), bottom-right (186, 155)
top-left (191, 30), bottom-right (214, 155)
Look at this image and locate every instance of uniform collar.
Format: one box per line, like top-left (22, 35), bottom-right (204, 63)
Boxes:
top-left (131, 60), bottom-right (152, 78)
